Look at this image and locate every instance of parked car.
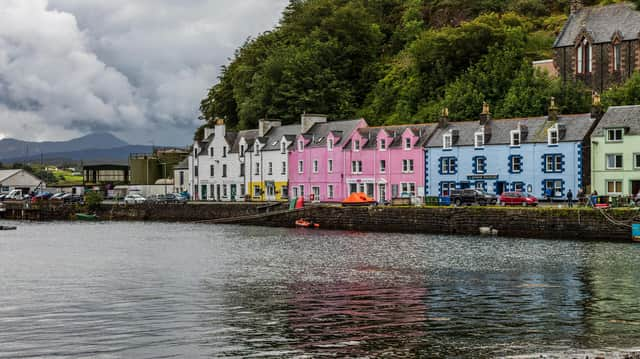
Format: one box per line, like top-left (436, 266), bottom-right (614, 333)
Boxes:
top-left (49, 192), bottom-right (66, 201)
top-left (168, 193), bottom-right (188, 203)
top-left (499, 192), bottom-right (539, 206)
top-left (4, 189), bottom-right (28, 201)
top-left (61, 193), bottom-right (83, 204)
top-left (450, 189), bottom-right (498, 206)
top-left (124, 193), bottom-right (146, 204)
top-left (147, 194), bottom-right (170, 203)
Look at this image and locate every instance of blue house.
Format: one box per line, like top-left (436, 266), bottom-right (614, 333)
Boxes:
top-left (425, 103), bottom-right (599, 200)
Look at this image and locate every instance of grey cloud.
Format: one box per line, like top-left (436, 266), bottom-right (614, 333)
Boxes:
top-left (0, 0), bottom-right (287, 145)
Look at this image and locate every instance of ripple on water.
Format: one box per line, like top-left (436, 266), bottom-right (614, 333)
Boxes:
top-left (1, 221), bottom-right (640, 357)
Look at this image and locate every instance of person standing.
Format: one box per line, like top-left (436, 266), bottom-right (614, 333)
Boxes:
top-left (567, 189), bottom-right (573, 208)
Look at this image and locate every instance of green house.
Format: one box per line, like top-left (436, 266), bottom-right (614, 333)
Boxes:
top-left (591, 105), bottom-right (640, 197)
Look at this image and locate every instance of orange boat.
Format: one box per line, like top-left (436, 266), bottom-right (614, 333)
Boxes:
top-left (341, 192), bottom-right (376, 206)
top-left (295, 218), bottom-right (320, 228)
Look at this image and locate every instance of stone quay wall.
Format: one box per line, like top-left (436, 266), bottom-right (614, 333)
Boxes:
top-left (2, 201), bottom-right (638, 241)
top-left (223, 205), bottom-right (640, 241)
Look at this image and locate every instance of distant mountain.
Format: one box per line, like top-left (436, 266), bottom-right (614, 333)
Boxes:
top-left (0, 132), bottom-right (129, 160)
top-left (1, 145), bottom-right (157, 165)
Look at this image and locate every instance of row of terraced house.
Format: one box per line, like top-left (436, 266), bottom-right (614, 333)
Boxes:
top-left (184, 100), bottom-right (640, 203)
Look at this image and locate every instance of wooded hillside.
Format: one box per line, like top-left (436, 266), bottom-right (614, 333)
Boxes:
top-left (197, 0), bottom-right (639, 138)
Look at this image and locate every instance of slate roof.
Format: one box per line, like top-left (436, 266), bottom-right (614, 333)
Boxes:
top-left (554, 3), bottom-right (640, 47)
top-left (174, 158), bottom-right (189, 170)
top-left (426, 114), bottom-right (595, 147)
top-left (0, 170), bottom-right (22, 182)
top-left (592, 105), bottom-right (640, 136)
top-left (230, 129), bottom-right (258, 153)
top-left (304, 119), bottom-right (364, 148)
top-left (353, 124), bottom-right (437, 150)
top-left (261, 124), bottom-right (301, 151)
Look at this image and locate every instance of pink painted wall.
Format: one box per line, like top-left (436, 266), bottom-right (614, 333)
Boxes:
top-left (287, 120), bottom-right (367, 202)
top-left (343, 127), bottom-right (427, 202)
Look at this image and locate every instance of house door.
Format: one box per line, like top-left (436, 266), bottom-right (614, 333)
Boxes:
top-left (216, 184), bottom-right (221, 201)
top-left (378, 184), bottom-right (386, 203)
top-left (495, 181), bottom-right (506, 195)
top-left (366, 183), bottom-right (374, 198)
top-left (230, 184), bottom-right (237, 201)
top-left (349, 183), bottom-right (358, 194)
top-left (632, 180), bottom-right (640, 197)
top-left (201, 185), bottom-right (207, 201)
top-left (312, 186), bottom-right (320, 202)
top-left (266, 182), bottom-right (276, 201)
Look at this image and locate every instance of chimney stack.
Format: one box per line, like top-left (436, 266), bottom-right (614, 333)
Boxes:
top-left (570, 0), bottom-right (583, 15)
top-left (438, 107), bottom-right (449, 128)
top-left (548, 97), bottom-right (559, 122)
top-left (259, 119), bottom-right (282, 137)
top-left (480, 101), bottom-right (491, 125)
top-left (301, 114), bottom-right (328, 134)
top-left (214, 118), bottom-right (226, 139)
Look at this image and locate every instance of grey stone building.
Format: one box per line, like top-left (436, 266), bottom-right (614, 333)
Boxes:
top-left (553, 1), bottom-right (640, 92)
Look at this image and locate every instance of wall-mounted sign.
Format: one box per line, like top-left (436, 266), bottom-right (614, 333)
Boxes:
top-left (467, 174), bottom-right (499, 180)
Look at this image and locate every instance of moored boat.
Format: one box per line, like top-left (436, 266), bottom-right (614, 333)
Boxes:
top-left (75, 213), bottom-right (98, 221)
top-left (295, 218), bottom-right (320, 228)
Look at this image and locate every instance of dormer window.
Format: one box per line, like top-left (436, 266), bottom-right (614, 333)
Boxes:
top-left (379, 139), bottom-right (386, 151)
top-left (280, 142), bottom-right (286, 154)
top-left (353, 139), bottom-right (360, 151)
top-left (607, 128), bottom-right (623, 142)
top-left (298, 140), bottom-right (304, 152)
top-left (222, 146), bottom-right (227, 158)
top-left (443, 133), bottom-right (452, 150)
top-left (327, 138), bottom-right (334, 151)
top-left (474, 132), bottom-right (484, 149)
top-left (510, 130), bottom-right (521, 147)
top-left (548, 127), bottom-right (559, 145)
top-left (404, 137), bottom-right (411, 150)
top-left (577, 38), bottom-right (592, 74)
top-left (239, 145), bottom-right (245, 157)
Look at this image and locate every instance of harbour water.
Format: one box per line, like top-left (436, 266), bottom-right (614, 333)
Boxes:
top-left (1, 221), bottom-right (640, 358)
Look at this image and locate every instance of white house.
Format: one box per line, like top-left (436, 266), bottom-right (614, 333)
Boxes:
top-left (0, 169), bottom-right (44, 193)
top-left (173, 158), bottom-right (189, 194)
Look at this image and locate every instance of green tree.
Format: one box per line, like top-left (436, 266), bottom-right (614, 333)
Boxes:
top-left (602, 71), bottom-right (640, 107)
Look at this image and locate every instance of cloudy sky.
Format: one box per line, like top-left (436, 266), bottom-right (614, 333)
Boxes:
top-left (0, 0), bottom-right (288, 145)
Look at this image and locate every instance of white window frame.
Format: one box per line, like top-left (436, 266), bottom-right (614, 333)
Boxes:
top-left (297, 140), bottom-right (304, 152)
top-left (379, 139), bottom-right (386, 151)
top-left (255, 162), bottom-right (260, 175)
top-left (442, 182), bottom-right (456, 197)
top-left (280, 142), bottom-right (287, 154)
top-left (253, 185), bottom-right (261, 198)
top-left (607, 128), bottom-right (624, 142)
top-left (404, 137), bottom-right (411, 150)
top-left (281, 161), bottom-right (287, 175)
top-left (401, 182), bottom-right (416, 196)
top-left (511, 156), bottom-right (522, 173)
top-left (268, 162), bottom-right (273, 176)
top-left (298, 160), bottom-right (304, 174)
top-left (351, 160), bottom-right (363, 174)
top-left (475, 157), bottom-right (486, 173)
top-left (327, 159), bottom-right (333, 173)
top-left (548, 128), bottom-right (558, 145)
top-left (327, 138), bottom-right (334, 151)
top-left (614, 43), bottom-right (622, 71)
top-left (443, 134), bottom-right (452, 150)
top-left (402, 159), bottom-right (414, 173)
top-left (606, 180), bottom-right (623, 195)
top-left (474, 132), bottom-right (484, 148)
top-left (634, 153), bottom-right (640, 170)
top-left (510, 130), bottom-right (521, 147)
top-left (313, 160), bottom-right (319, 173)
top-left (353, 139), bottom-right (361, 152)
top-left (606, 154), bottom-right (623, 170)
top-left (327, 184), bottom-right (334, 199)
top-left (441, 157), bottom-right (456, 175)
top-left (380, 160), bottom-right (386, 173)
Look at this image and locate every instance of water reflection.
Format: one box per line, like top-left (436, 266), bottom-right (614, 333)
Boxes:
top-left (1, 221), bottom-right (640, 358)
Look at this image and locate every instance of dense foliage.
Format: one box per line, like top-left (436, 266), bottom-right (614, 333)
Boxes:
top-left (198, 0), bottom-right (637, 137)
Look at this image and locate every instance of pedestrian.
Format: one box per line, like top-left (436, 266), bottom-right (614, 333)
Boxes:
top-left (545, 188), bottom-right (553, 203)
top-left (567, 189), bottom-right (573, 208)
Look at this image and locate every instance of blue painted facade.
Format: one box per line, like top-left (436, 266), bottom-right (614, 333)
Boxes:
top-left (425, 142), bottom-right (583, 199)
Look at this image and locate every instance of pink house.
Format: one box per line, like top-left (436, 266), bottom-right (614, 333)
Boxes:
top-left (288, 115), bottom-right (367, 202)
top-left (343, 124), bottom-right (436, 202)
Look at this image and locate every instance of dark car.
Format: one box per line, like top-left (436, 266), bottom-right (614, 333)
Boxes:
top-left (450, 189), bottom-right (498, 206)
top-left (499, 192), bottom-right (539, 206)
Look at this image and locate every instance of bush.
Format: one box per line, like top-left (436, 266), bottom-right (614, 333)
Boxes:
top-left (84, 191), bottom-right (103, 212)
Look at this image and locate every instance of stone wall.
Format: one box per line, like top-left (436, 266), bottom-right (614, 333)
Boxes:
top-left (234, 205), bottom-right (640, 241)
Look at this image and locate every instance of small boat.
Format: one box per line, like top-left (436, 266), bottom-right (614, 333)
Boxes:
top-left (75, 213), bottom-right (98, 221)
top-left (342, 192), bottom-right (377, 206)
top-left (295, 218), bottom-right (320, 228)
top-left (0, 226), bottom-right (17, 231)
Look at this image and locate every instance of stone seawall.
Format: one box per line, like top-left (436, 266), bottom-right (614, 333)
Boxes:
top-left (224, 205), bottom-right (640, 241)
top-left (2, 201), bottom-right (638, 241)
